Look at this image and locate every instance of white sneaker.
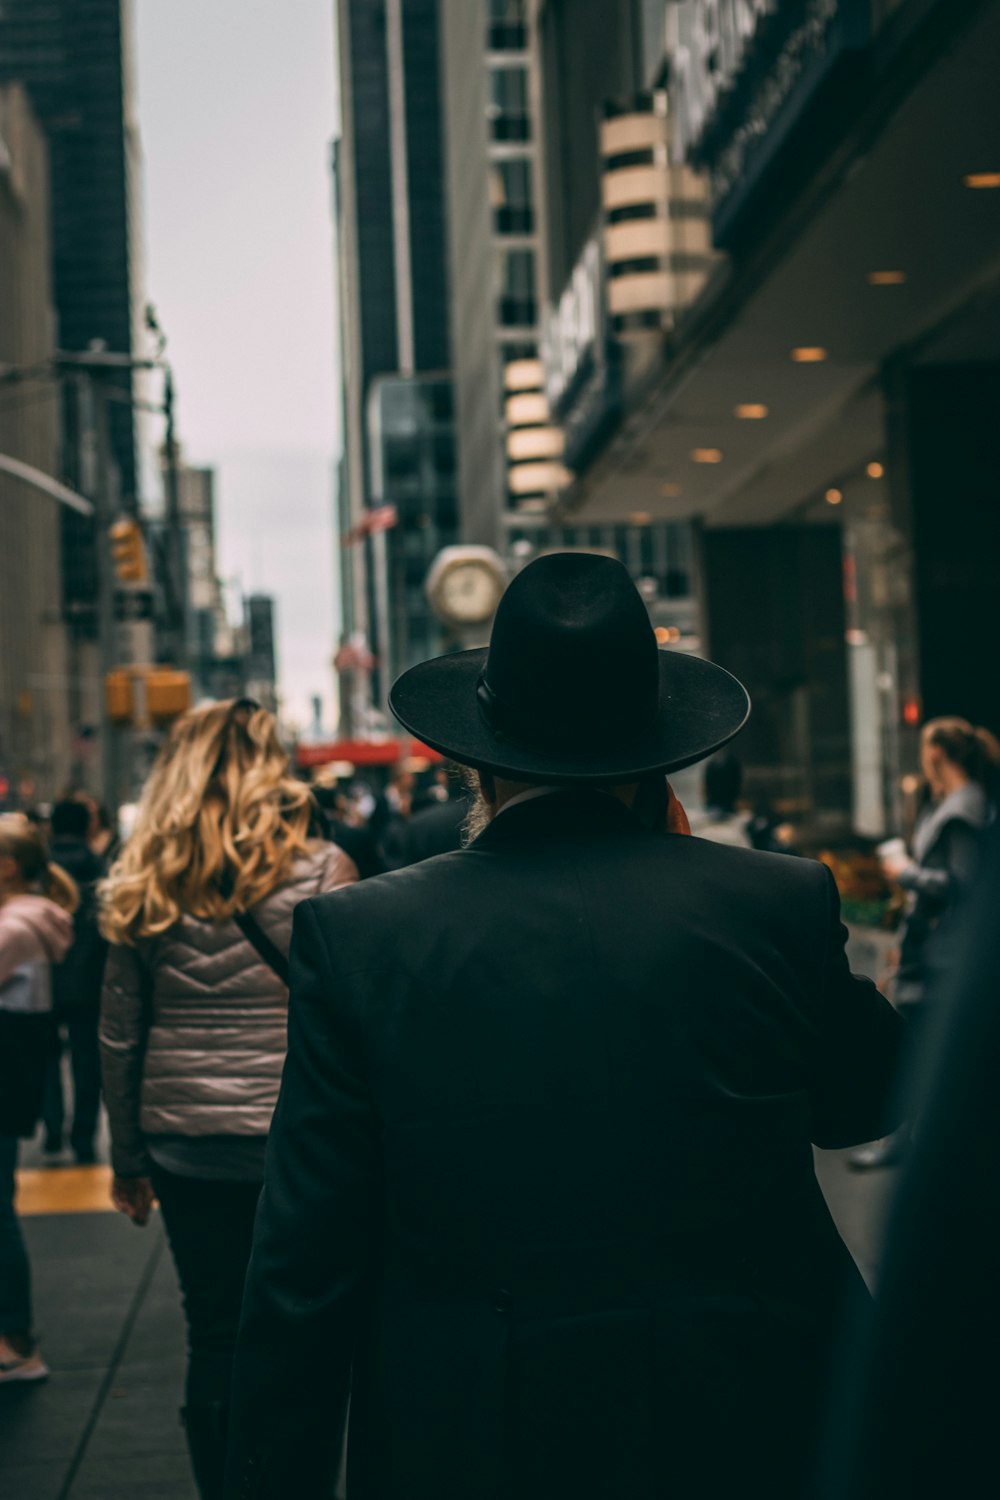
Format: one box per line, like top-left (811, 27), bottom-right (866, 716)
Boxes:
top-left (0, 1337), bottom-right (50, 1383)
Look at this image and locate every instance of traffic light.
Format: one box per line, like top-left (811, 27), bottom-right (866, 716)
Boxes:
top-left (104, 667), bottom-right (192, 725)
top-left (105, 669), bottom-right (134, 723)
top-left (146, 669), bottom-right (192, 723)
top-left (109, 518), bottom-right (147, 583)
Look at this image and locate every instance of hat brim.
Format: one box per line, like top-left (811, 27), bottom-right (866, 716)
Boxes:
top-left (389, 648), bottom-right (750, 783)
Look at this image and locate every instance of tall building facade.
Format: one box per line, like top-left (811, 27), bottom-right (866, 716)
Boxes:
top-left (0, 84), bottom-right (73, 799)
top-left (334, 0), bottom-right (714, 723)
top-left (531, 0), bottom-right (1000, 839)
top-left (167, 452), bottom-right (245, 703)
top-left (0, 0), bottom-right (144, 636)
top-left (459, 1), bottom-right (710, 640)
top-left (334, 0), bottom-right (459, 721)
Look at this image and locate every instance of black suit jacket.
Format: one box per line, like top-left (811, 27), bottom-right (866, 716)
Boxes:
top-left (397, 793), bottom-right (471, 865)
top-left (227, 792), bottom-right (903, 1500)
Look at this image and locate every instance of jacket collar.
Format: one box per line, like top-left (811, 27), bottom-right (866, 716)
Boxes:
top-left (467, 787), bottom-right (646, 850)
top-left (912, 781), bottom-right (992, 862)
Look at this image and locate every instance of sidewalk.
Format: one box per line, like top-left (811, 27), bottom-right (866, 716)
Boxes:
top-left (0, 1208), bottom-right (194, 1500)
top-left (0, 1147), bottom-right (896, 1499)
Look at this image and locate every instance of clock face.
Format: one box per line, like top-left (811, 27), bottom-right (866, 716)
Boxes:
top-left (437, 562), bottom-right (503, 624)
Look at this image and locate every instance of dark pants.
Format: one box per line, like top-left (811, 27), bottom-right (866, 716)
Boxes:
top-left (0, 1134), bottom-right (31, 1338)
top-left (42, 1007), bottom-right (102, 1156)
top-left (151, 1166), bottom-right (261, 1409)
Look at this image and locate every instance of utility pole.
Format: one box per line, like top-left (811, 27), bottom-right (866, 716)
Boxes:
top-left (7, 344), bottom-right (190, 806)
top-left (76, 368), bottom-right (121, 805)
top-left (55, 344), bottom-right (183, 805)
top-left (161, 364), bottom-right (189, 666)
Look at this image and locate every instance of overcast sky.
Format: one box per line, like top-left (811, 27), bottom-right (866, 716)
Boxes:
top-left (135, 2), bottom-right (341, 731)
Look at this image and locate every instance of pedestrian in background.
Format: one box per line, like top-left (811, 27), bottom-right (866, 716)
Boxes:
top-left (821, 823), bottom-right (1000, 1499)
top-left (688, 751), bottom-right (751, 847)
top-left (852, 716), bottom-right (999, 1169)
top-left (312, 780), bottom-right (386, 879)
top-left (42, 798), bottom-right (108, 1164)
top-left (98, 699), bottom-right (358, 1500)
top-left (395, 761), bottom-right (473, 864)
top-left (0, 816), bottom-right (76, 1385)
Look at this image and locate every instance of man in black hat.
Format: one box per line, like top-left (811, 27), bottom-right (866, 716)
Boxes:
top-left (227, 553), bottom-right (904, 1500)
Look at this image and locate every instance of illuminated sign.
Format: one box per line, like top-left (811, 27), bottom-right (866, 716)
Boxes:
top-left (540, 235), bottom-right (622, 470)
top-left (669, 0), bottom-right (870, 241)
top-left (671, 0), bottom-right (776, 163)
top-left (541, 238), bottom-right (603, 410)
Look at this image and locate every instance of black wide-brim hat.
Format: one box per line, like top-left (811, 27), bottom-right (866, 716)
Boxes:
top-left (389, 552), bottom-right (750, 783)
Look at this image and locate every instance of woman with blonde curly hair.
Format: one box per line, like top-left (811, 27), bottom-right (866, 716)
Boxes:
top-left (99, 699), bottom-right (357, 1498)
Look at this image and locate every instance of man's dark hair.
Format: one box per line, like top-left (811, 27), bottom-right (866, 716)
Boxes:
top-left (51, 798), bottom-right (92, 840)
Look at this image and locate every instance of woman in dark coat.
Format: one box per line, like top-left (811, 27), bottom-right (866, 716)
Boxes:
top-left (851, 716), bottom-right (998, 1168)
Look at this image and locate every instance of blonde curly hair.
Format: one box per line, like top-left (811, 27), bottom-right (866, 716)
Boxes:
top-left (100, 699), bottom-right (312, 945)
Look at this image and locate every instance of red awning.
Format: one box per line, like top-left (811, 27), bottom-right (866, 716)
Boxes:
top-left (294, 738), bottom-right (444, 769)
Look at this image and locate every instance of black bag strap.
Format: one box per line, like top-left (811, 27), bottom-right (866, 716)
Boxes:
top-left (232, 909), bottom-right (290, 988)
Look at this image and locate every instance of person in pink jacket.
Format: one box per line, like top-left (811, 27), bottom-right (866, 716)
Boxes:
top-left (0, 815), bottom-right (77, 1383)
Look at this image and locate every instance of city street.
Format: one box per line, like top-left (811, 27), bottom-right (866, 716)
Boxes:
top-left (0, 1136), bottom-right (897, 1500)
top-left (3, 1), bottom-right (998, 1496)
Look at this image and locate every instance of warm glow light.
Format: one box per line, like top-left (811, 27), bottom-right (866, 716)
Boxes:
top-left (691, 448), bottom-right (723, 464)
top-left (868, 270), bottom-right (907, 286)
top-left (903, 698), bottom-right (921, 727)
top-left (900, 774), bottom-right (921, 797)
top-left (734, 403), bottom-right (769, 420)
top-left (790, 347), bottom-right (828, 363)
top-left (655, 626), bottom-right (682, 645)
top-left (660, 482), bottom-right (682, 498)
top-left (964, 173), bottom-right (1000, 189)
top-left (867, 462), bottom-right (885, 479)
top-left (629, 511), bottom-right (651, 526)
top-left (825, 488), bottom-right (843, 505)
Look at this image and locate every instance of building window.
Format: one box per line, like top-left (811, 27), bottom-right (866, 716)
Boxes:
top-left (490, 158), bottom-right (534, 233)
top-left (497, 245), bottom-right (537, 327)
top-left (430, 382), bottom-right (453, 422)
top-left (488, 0), bottom-right (527, 51)
top-left (500, 340), bottom-right (538, 364)
top-left (603, 147), bottom-right (657, 172)
top-left (488, 65), bottom-right (530, 141)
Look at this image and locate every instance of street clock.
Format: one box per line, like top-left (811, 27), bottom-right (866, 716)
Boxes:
top-left (425, 546), bottom-right (508, 628)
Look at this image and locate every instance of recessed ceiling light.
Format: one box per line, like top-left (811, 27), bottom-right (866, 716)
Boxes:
top-left (629, 511), bottom-right (651, 526)
top-left (660, 482), bottom-right (682, 498)
top-left (734, 403), bottom-right (769, 420)
top-left (868, 270), bottom-right (907, 286)
top-left (825, 488), bottom-right (843, 506)
top-left (691, 448), bottom-right (723, 464)
top-left (867, 461), bottom-right (884, 479)
top-left (791, 347), bottom-right (828, 363)
top-left (964, 173), bottom-right (1000, 189)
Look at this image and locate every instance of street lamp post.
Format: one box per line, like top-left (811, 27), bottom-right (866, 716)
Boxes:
top-left (4, 344), bottom-right (186, 805)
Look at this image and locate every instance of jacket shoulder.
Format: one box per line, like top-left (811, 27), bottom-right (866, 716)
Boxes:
top-left (303, 851), bottom-right (468, 967)
top-left (685, 834), bottom-right (828, 883)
